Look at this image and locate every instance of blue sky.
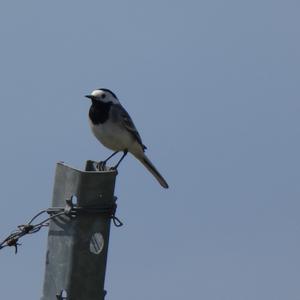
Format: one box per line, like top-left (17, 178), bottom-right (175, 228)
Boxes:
top-left (0, 1), bottom-right (299, 299)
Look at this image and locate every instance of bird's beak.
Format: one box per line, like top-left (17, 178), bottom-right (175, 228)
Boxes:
top-left (85, 95), bottom-right (93, 100)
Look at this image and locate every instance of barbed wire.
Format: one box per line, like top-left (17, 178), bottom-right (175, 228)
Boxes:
top-left (0, 198), bottom-right (123, 254)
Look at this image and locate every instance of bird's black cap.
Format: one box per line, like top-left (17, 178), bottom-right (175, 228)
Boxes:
top-left (97, 88), bottom-right (118, 99)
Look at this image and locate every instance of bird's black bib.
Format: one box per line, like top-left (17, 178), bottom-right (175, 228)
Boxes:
top-left (89, 101), bottom-right (113, 124)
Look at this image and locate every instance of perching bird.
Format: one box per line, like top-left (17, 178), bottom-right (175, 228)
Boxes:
top-left (85, 88), bottom-right (169, 189)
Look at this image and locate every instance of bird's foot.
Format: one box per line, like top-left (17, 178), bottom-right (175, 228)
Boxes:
top-left (109, 165), bottom-right (119, 174)
top-left (96, 161), bottom-right (107, 171)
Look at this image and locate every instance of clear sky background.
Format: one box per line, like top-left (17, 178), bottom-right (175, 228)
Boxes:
top-left (0, 1), bottom-right (299, 299)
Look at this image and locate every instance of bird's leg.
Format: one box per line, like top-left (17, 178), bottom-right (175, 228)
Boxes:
top-left (111, 150), bottom-right (128, 170)
top-left (97, 151), bottom-right (119, 170)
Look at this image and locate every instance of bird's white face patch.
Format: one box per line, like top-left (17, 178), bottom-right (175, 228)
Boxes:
top-left (90, 89), bottom-right (119, 104)
top-left (91, 89), bottom-right (104, 97)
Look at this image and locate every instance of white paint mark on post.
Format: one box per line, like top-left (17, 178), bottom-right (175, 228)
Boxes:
top-left (90, 232), bottom-right (104, 255)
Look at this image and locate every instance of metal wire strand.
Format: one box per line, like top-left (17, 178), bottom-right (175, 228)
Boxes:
top-left (0, 210), bottom-right (67, 254)
top-left (0, 201), bottom-right (123, 254)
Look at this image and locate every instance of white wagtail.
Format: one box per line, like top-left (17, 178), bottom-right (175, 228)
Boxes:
top-left (85, 88), bottom-right (169, 189)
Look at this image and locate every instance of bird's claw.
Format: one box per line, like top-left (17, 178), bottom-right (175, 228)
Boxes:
top-left (96, 161), bottom-right (106, 171)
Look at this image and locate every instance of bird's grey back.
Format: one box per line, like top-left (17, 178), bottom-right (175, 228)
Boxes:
top-left (110, 104), bottom-right (147, 151)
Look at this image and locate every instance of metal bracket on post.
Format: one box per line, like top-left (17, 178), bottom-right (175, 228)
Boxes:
top-left (41, 161), bottom-right (118, 300)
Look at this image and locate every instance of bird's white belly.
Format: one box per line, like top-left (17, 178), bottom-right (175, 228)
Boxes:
top-left (90, 120), bottom-right (134, 151)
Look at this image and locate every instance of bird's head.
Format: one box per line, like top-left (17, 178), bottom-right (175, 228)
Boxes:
top-left (85, 88), bottom-right (120, 105)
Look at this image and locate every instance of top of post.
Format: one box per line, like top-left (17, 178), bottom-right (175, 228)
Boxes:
top-left (52, 160), bottom-right (117, 207)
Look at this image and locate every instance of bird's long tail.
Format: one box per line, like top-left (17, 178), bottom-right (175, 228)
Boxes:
top-left (135, 153), bottom-right (169, 189)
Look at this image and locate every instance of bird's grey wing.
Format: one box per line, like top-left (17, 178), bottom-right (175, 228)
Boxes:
top-left (111, 104), bottom-right (147, 151)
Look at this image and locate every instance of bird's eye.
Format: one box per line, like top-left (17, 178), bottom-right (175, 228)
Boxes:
top-left (101, 94), bottom-right (106, 99)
